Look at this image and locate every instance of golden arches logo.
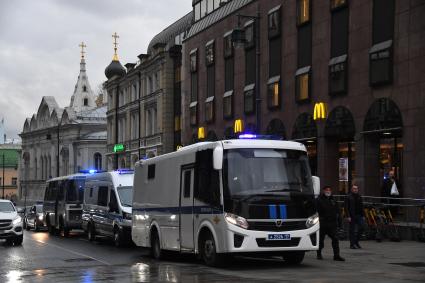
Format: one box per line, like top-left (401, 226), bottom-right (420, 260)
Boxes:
top-left (234, 119), bottom-right (243, 133)
top-left (313, 102), bottom-right (327, 120)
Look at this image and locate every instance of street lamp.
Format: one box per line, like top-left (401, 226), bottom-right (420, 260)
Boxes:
top-left (232, 10), bottom-right (261, 134)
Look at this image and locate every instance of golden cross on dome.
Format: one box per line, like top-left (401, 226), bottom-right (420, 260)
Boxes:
top-left (112, 32), bottom-right (119, 60)
top-left (79, 42), bottom-right (87, 59)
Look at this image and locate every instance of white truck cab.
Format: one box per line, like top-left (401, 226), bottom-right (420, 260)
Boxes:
top-left (0, 199), bottom-right (24, 245)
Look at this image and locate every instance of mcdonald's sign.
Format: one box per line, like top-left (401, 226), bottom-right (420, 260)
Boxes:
top-left (198, 127), bottom-right (205, 140)
top-left (234, 119), bottom-right (243, 134)
top-left (313, 102), bottom-right (327, 121)
top-left (176, 145), bottom-right (183, 151)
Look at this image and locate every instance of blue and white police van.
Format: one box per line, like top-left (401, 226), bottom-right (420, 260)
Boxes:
top-left (132, 137), bottom-right (320, 266)
top-left (82, 170), bottom-right (134, 247)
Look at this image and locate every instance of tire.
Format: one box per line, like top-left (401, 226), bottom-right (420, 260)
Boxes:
top-left (13, 235), bottom-right (24, 246)
top-left (87, 223), bottom-right (96, 242)
top-left (151, 230), bottom-right (162, 260)
top-left (114, 227), bottom-right (124, 248)
top-left (282, 251), bottom-right (305, 265)
top-left (26, 220), bottom-right (31, 231)
top-left (200, 231), bottom-right (224, 267)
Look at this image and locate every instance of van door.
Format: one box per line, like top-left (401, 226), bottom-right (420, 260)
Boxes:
top-left (96, 185), bottom-right (109, 235)
top-left (180, 167), bottom-right (195, 251)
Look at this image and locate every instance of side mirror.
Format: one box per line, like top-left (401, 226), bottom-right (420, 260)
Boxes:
top-left (312, 176), bottom-right (320, 198)
top-left (213, 146), bottom-right (223, 170)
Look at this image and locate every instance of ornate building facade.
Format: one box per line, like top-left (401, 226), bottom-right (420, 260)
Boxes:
top-left (104, 14), bottom-right (192, 170)
top-left (19, 49), bottom-right (107, 202)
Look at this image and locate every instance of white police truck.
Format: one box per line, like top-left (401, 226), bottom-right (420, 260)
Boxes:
top-left (132, 138), bottom-right (320, 266)
top-left (82, 170), bottom-right (134, 247)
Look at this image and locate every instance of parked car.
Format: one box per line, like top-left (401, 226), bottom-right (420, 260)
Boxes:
top-left (0, 199), bottom-right (24, 245)
top-left (25, 204), bottom-right (45, 231)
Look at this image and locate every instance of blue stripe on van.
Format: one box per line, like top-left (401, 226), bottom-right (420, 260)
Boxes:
top-left (133, 206), bottom-right (223, 215)
top-left (269, 205), bottom-right (277, 219)
top-left (279, 204), bottom-right (287, 219)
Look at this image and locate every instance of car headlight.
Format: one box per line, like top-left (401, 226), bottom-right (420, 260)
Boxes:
top-left (38, 214), bottom-right (44, 221)
top-left (12, 216), bottom-right (22, 225)
top-left (224, 213), bottom-right (249, 229)
top-left (306, 213), bottom-right (319, 228)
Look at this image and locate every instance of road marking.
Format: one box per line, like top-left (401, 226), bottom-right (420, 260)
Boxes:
top-left (31, 238), bottom-right (111, 266)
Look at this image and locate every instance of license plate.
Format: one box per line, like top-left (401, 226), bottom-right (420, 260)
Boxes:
top-left (267, 234), bottom-right (291, 241)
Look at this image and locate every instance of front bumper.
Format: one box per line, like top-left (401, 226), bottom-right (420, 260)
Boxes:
top-left (224, 222), bottom-right (319, 253)
top-left (0, 224), bottom-right (23, 239)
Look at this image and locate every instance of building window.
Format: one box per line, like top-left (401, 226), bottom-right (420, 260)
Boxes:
top-left (83, 85), bottom-right (87, 92)
top-left (11, 178), bottom-right (17, 186)
top-left (244, 22), bottom-right (255, 49)
top-left (269, 38), bottom-right (281, 79)
top-left (174, 116), bottom-right (181, 131)
top-left (83, 98), bottom-right (88, 106)
top-left (190, 102), bottom-right (198, 126)
top-left (205, 41), bottom-right (215, 65)
top-left (370, 0), bottom-right (394, 86)
top-left (268, 6), bottom-right (281, 38)
top-left (296, 68), bottom-right (311, 101)
top-left (94, 153), bottom-right (102, 171)
top-left (223, 91), bottom-right (233, 119)
top-left (244, 85), bottom-right (255, 114)
top-left (267, 77), bottom-right (280, 109)
top-left (297, 0), bottom-right (311, 25)
top-left (224, 31), bottom-right (234, 93)
top-left (205, 96), bottom-right (214, 123)
top-left (223, 31), bottom-right (233, 58)
top-left (245, 26), bottom-right (256, 85)
top-left (194, 2), bottom-right (201, 21)
top-left (331, 0), bottom-right (347, 10)
top-left (329, 55), bottom-right (348, 95)
top-left (297, 24), bottom-right (312, 69)
top-left (330, 3), bottom-right (349, 95)
top-left (190, 49), bottom-right (198, 103)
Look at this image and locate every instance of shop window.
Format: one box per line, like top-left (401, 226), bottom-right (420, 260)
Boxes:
top-left (223, 91), bottom-right (233, 119)
top-left (329, 55), bottom-right (347, 95)
top-left (267, 77), bottom-right (280, 109)
top-left (296, 68), bottom-right (311, 102)
top-left (338, 142), bottom-right (356, 194)
top-left (205, 96), bottom-right (215, 123)
top-left (297, 0), bottom-right (310, 26)
top-left (268, 6), bottom-right (281, 38)
top-left (244, 85), bottom-right (255, 114)
top-left (370, 40), bottom-right (393, 86)
top-left (190, 102), bottom-right (198, 126)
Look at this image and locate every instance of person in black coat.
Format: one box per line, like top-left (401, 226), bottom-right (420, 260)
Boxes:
top-left (316, 186), bottom-right (345, 261)
top-left (345, 184), bottom-right (364, 249)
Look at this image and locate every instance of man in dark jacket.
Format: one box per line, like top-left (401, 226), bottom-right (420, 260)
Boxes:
top-left (345, 184), bottom-right (364, 249)
top-left (316, 186), bottom-right (345, 261)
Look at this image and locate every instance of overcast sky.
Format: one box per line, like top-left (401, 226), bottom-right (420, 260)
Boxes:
top-left (0, 0), bottom-right (192, 140)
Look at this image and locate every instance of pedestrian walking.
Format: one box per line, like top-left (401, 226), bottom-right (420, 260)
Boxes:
top-left (345, 184), bottom-right (364, 249)
top-left (316, 186), bottom-right (345, 261)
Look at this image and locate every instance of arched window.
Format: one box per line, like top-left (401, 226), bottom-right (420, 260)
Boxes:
top-left (83, 85), bottom-right (87, 92)
top-left (83, 98), bottom-right (88, 106)
top-left (94, 153), bottom-right (102, 170)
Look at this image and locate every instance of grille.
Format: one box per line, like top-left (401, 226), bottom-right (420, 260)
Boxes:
top-left (0, 220), bottom-right (12, 230)
top-left (248, 220), bottom-right (306, 232)
top-left (256, 237), bottom-right (301, 248)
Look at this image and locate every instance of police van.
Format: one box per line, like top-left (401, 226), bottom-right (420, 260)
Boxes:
top-left (82, 170), bottom-right (134, 247)
top-left (44, 174), bottom-right (87, 237)
top-left (132, 138), bottom-right (320, 266)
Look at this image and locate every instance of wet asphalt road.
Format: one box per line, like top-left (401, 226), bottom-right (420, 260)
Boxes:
top-left (1, 230), bottom-right (425, 283)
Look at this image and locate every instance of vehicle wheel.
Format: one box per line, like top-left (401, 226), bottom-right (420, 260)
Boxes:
top-left (87, 223), bottom-right (96, 242)
top-left (282, 251), bottom-right (305, 265)
top-left (13, 235), bottom-right (24, 246)
top-left (25, 221), bottom-right (31, 231)
top-left (114, 228), bottom-right (124, 247)
top-left (151, 230), bottom-right (162, 260)
top-left (200, 231), bottom-right (224, 267)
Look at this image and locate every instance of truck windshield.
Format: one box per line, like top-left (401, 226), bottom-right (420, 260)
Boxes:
top-left (66, 179), bottom-right (85, 203)
top-left (223, 148), bottom-right (313, 197)
top-left (117, 186), bottom-right (132, 207)
top-left (0, 202), bottom-right (15, 212)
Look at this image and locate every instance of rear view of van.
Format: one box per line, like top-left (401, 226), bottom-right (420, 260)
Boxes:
top-left (82, 170), bottom-right (134, 247)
